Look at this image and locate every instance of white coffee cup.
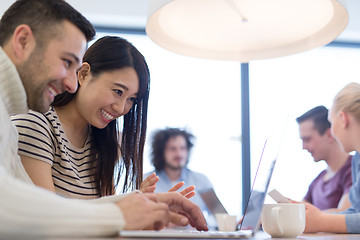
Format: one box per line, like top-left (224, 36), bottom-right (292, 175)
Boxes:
top-left (215, 213), bottom-right (237, 231)
top-left (261, 203), bottom-right (305, 238)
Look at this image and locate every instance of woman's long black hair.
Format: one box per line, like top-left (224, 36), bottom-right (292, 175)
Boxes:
top-left (52, 36), bottom-right (150, 196)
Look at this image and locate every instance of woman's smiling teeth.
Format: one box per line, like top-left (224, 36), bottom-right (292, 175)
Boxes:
top-left (101, 109), bottom-right (115, 121)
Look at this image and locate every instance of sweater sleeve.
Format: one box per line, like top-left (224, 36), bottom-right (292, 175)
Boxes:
top-left (337, 153), bottom-right (360, 233)
top-left (91, 190), bottom-right (141, 203)
top-left (0, 169), bottom-right (125, 238)
top-left (345, 214), bottom-right (360, 233)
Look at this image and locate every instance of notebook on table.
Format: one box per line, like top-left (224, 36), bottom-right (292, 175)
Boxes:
top-left (119, 131), bottom-right (284, 239)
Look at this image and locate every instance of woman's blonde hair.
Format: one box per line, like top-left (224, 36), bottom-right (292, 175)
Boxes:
top-left (332, 82), bottom-right (360, 122)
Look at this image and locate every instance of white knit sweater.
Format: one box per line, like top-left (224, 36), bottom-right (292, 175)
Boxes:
top-left (0, 48), bottom-right (126, 238)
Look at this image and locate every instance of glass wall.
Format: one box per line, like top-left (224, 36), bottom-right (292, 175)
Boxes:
top-left (94, 32), bottom-right (243, 215)
top-left (94, 31), bottom-right (360, 215)
top-left (250, 46), bottom-right (360, 202)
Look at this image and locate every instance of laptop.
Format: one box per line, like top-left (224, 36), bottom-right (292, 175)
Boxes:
top-left (200, 188), bottom-right (228, 215)
top-left (119, 132), bottom-right (284, 239)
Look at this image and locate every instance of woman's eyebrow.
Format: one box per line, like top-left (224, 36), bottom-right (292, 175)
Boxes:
top-left (113, 83), bottom-right (138, 96)
top-left (114, 83), bottom-right (128, 91)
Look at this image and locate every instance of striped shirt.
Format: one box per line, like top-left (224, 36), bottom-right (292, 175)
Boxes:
top-left (11, 107), bottom-right (99, 199)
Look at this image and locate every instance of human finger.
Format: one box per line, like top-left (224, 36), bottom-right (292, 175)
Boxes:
top-left (179, 185), bottom-right (195, 199)
top-left (146, 202), bottom-right (170, 230)
top-left (142, 173), bottom-right (159, 186)
top-left (168, 183), bottom-right (196, 199)
top-left (140, 173), bottom-right (159, 193)
top-left (184, 191), bottom-right (196, 199)
top-left (157, 192), bottom-right (208, 231)
top-left (143, 193), bottom-right (159, 203)
top-left (142, 186), bottom-right (156, 193)
top-left (168, 181), bottom-right (185, 192)
top-left (237, 216), bottom-right (244, 226)
top-left (175, 197), bottom-right (208, 231)
top-left (118, 193), bottom-right (168, 230)
top-left (168, 211), bottom-right (189, 226)
top-left (175, 210), bottom-right (197, 228)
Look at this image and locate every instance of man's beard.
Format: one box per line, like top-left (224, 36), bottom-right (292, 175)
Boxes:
top-left (22, 75), bottom-right (49, 112)
top-left (165, 158), bottom-right (187, 171)
top-left (18, 48), bottom-right (51, 113)
top-left (165, 163), bottom-right (183, 171)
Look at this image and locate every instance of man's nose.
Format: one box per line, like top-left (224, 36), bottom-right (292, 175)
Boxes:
top-left (63, 71), bottom-right (78, 93)
top-left (302, 143), bottom-right (309, 151)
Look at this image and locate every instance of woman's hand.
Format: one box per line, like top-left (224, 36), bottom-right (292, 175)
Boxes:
top-left (168, 181), bottom-right (196, 199)
top-left (140, 172), bottom-right (159, 193)
top-left (140, 173), bottom-right (196, 199)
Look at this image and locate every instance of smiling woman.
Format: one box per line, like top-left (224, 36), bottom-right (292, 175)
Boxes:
top-left (10, 36), bottom-right (150, 198)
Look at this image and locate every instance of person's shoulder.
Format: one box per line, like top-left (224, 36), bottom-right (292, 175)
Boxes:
top-left (187, 168), bottom-right (211, 181)
top-left (11, 109), bottom-right (48, 123)
top-left (10, 108), bottom-right (54, 132)
top-left (186, 168), bottom-right (213, 191)
top-left (187, 168), bottom-right (205, 176)
top-left (310, 169), bottom-right (327, 183)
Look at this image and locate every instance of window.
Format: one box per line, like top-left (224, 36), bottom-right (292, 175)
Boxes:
top-left (94, 32), bottom-right (242, 215)
top-left (94, 31), bottom-right (360, 214)
top-left (250, 46), bottom-right (360, 202)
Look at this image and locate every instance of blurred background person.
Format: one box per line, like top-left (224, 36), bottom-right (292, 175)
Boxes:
top-left (145, 128), bottom-right (223, 228)
top-left (296, 105), bottom-right (352, 212)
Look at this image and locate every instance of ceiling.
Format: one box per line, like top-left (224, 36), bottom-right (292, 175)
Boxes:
top-left (0, 0), bottom-right (359, 43)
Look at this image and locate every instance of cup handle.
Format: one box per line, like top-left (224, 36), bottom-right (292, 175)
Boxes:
top-left (271, 206), bottom-right (283, 236)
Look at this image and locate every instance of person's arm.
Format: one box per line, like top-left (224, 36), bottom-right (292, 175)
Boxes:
top-left (303, 202), bottom-right (347, 233)
top-left (20, 154), bottom-right (55, 192)
top-left (1, 172), bottom-right (207, 236)
top-left (11, 111), bottom-right (56, 188)
top-left (0, 171), bottom-right (125, 237)
top-left (324, 193), bottom-right (351, 213)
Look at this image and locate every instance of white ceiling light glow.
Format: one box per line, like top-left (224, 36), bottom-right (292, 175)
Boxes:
top-left (146, 0), bottom-right (349, 62)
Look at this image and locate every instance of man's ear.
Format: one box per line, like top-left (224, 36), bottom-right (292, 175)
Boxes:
top-left (78, 62), bottom-right (91, 86)
top-left (12, 24), bottom-right (36, 61)
top-left (324, 128), bottom-right (332, 139)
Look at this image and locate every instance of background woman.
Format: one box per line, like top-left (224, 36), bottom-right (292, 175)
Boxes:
top-left (301, 82), bottom-right (360, 234)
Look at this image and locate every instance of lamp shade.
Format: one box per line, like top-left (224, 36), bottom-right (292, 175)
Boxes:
top-left (146, 0), bottom-right (348, 62)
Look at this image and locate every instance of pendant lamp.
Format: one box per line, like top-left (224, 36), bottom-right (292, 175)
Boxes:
top-left (146, 0), bottom-right (348, 62)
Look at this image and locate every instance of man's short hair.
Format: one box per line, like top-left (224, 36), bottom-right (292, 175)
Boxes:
top-left (296, 105), bottom-right (331, 135)
top-left (0, 0), bottom-right (95, 46)
top-left (150, 128), bottom-right (194, 172)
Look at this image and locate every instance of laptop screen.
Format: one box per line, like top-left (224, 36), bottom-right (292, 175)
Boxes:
top-left (240, 131), bottom-right (284, 231)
